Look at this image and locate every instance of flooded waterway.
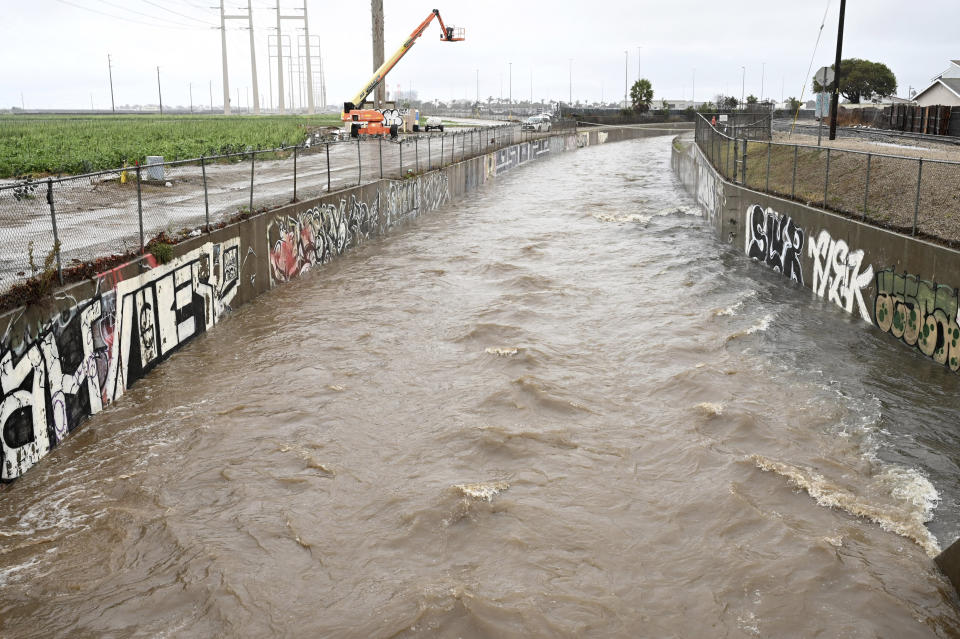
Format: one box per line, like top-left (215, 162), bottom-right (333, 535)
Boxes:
top-left (3, 135), bottom-right (960, 637)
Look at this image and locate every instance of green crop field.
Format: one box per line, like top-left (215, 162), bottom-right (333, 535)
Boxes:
top-left (0, 113), bottom-right (344, 178)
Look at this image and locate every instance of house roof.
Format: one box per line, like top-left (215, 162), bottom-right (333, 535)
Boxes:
top-left (940, 78), bottom-right (960, 97)
top-left (952, 60), bottom-right (960, 67)
top-left (915, 77), bottom-right (960, 100)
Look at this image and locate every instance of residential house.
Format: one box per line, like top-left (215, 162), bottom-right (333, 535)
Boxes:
top-left (913, 60), bottom-right (960, 107)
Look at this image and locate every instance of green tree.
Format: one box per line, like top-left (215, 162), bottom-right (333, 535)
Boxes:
top-left (630, 78), bottom-right (654, 113)
top-left (659, 99), bottom-right (670, 117)
top-left (812, 58), bottom-right (897, 103)
top-left (746, 95), bottom-right (758, 105)
top-left (787, 96), bottom-right (802, 111)
top-left (696, 101), bottom-right (714, 114)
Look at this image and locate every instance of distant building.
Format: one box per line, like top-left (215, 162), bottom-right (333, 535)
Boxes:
top-left (913, 60), bottom-right (960, 107)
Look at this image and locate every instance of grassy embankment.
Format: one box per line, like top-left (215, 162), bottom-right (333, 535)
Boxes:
top-left (725, 140), bottom-right (960, 241)
top-left (0, 113), bottom-right (344, 178)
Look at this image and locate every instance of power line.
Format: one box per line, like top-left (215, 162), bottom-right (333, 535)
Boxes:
top-left (89, 0), bottom-right (208, 28)
top-left (53, 0), bottom-right (209, 29)
top-left (141, 0), bottom-right (216, 26)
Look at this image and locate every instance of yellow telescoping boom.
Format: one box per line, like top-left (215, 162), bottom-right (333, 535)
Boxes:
top-left (342, 9), bottom-right (464, 137)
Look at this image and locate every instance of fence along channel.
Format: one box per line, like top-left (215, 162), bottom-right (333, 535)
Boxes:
top-left (0, 123), bottom-right (537, 298)
top-left (694, 114), bottom-right (960, 244)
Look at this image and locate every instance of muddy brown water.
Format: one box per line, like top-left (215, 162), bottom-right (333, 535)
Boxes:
top-left (3, 135), bottom-right (960, 637)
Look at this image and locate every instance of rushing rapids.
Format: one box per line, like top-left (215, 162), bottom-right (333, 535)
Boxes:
top-left (2, 135), bottom-right (960, 637)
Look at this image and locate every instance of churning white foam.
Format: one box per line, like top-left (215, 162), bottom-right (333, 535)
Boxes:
top-left (592, 213), bottom-right (647, 224)
top-left (485, 347), bottom-right (519, 357)
top-left (453, 481), bottom-right (510, 502)
top-left (695, 402), bottom-right (725, 416)
top-left (750, 454), bottom-right (940, 556)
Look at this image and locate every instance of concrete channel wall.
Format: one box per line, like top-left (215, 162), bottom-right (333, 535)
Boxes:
top-left (671, 135), bottom-right (960, 590)
top-left (0, 124), bottom-right (679, 486)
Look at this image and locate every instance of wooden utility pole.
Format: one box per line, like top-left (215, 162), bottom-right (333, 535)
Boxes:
top-left (829, 0), bottom-right (846, 140)
top-left (107, 54), bottom-right (116, 113)
top-left (371, 0), bottom-right (385, 107)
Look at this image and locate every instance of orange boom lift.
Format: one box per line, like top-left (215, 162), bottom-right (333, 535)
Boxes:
top-left (342, 9), bottom-right (464, 138)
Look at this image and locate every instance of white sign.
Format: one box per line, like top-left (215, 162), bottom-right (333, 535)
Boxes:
top-left (815, 66), bottom-right (835, 87)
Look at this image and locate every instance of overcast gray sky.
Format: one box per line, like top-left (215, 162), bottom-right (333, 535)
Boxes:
top-left (4, 0), bottom-right (959, 111)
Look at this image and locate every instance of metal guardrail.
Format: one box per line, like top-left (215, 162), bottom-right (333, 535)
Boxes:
top-left (694, 114), bottom-right (960, 244)
top-left (0, 122), bottom-right (541, 297)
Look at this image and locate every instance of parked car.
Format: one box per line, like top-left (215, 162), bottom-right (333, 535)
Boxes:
top-left (522, 115), bottom-right (552, 132)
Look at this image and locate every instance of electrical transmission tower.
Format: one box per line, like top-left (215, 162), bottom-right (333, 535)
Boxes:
top-left (219, 0), bottom-right (260, 114)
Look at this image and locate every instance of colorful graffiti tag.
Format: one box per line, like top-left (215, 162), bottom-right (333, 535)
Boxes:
top-left (267, 173), bottom-right (450, 285)
top-left (875, 269), bottom-right (960, 371)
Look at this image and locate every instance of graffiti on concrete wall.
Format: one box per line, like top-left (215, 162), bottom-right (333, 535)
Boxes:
top-left (875, 269), bottom-right (960, 371)
top-left (696, 159), bottom-right (723, 224)
top-left (744, 204), bottom-right (805, 283)
top-left (495, 147), bottom-right (521, 175)
top-left (267, 173), bottom-right (450, 285)
top-left (0, 239), bottom-right (241, 480)
top-left (378, 109), bottom-right (403, 128)
top-left (807, 230), bottom-right (874, 323)
top-left (532, 138), bottom-right (551, 159)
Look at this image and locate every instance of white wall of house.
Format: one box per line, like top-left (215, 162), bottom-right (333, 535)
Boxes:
top-left (915, 82), bottom-right (960, 107)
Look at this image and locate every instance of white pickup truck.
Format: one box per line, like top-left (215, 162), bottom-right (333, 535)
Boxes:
top-left (521, 115), bottom-right (552, 132)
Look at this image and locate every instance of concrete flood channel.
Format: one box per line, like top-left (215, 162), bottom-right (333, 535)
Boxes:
top-left (3, 129), bottom-right (960, 635)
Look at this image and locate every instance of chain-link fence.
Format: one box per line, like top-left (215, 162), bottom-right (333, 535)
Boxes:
top-left (695, 114), bottom-right (960, 243)
top-left (0, 122), bottom-right (543, 297)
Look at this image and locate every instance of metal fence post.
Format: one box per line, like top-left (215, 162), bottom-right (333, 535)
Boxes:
top-left (441, 134), bottom-right (444, 166)
top-left (741, 139), bottom-right (747, 185)
top-left (732, 139), bottom-right (739, 183)
top-left (379, 137), bottom-right (383, 179)
top-left (914, 158), bottom-right (923, 236)
top-left (357, 137), bottom-right (361, 186)
top-left (415, 137), bottom-right (419, 173)
top-left (136, 165), bottom-right (144, 253)
top-left (863, 153), bottom-right (871, 220)
top-left (249, 150), bottom-right (255, 213)
top-left (791, 145), bottom-right (798, 198)
top-left (200, 155), bottom-right (210, 231)
top-left (428, 135), bottom-right (432, 171)
top-left (326, 143), bottom-right (331, 191)
top-left (45, 178), bottom-right (63, 284)
top-left (292, 146), bottom-right (298, 202)
top-left (766, 142), bottom-right (771, 191)
top-left (726, 137), bottom-right (731, 179)
top-left (823, 148), bottom-right (831, 208)
top-left (399, 139), bottom-right (403, 176)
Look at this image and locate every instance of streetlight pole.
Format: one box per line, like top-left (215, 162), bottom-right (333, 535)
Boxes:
top-left (692, 68), bottom-right (696, 104)
top-left (157, 66), bottom-right (163, 115)
top-left (568, 58), bottom-right (572, 106)
top-left (509, 61), bottom-right (512, 114)
top-left (624, 50), bottom-right (628, 109)
top-left (761, 61), bottom-right (765, 103)
top-left (740, 66), bottom-right (747, 111)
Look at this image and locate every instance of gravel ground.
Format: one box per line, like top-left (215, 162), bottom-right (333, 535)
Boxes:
top-left (773, 130), bottom-right (960, 163)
